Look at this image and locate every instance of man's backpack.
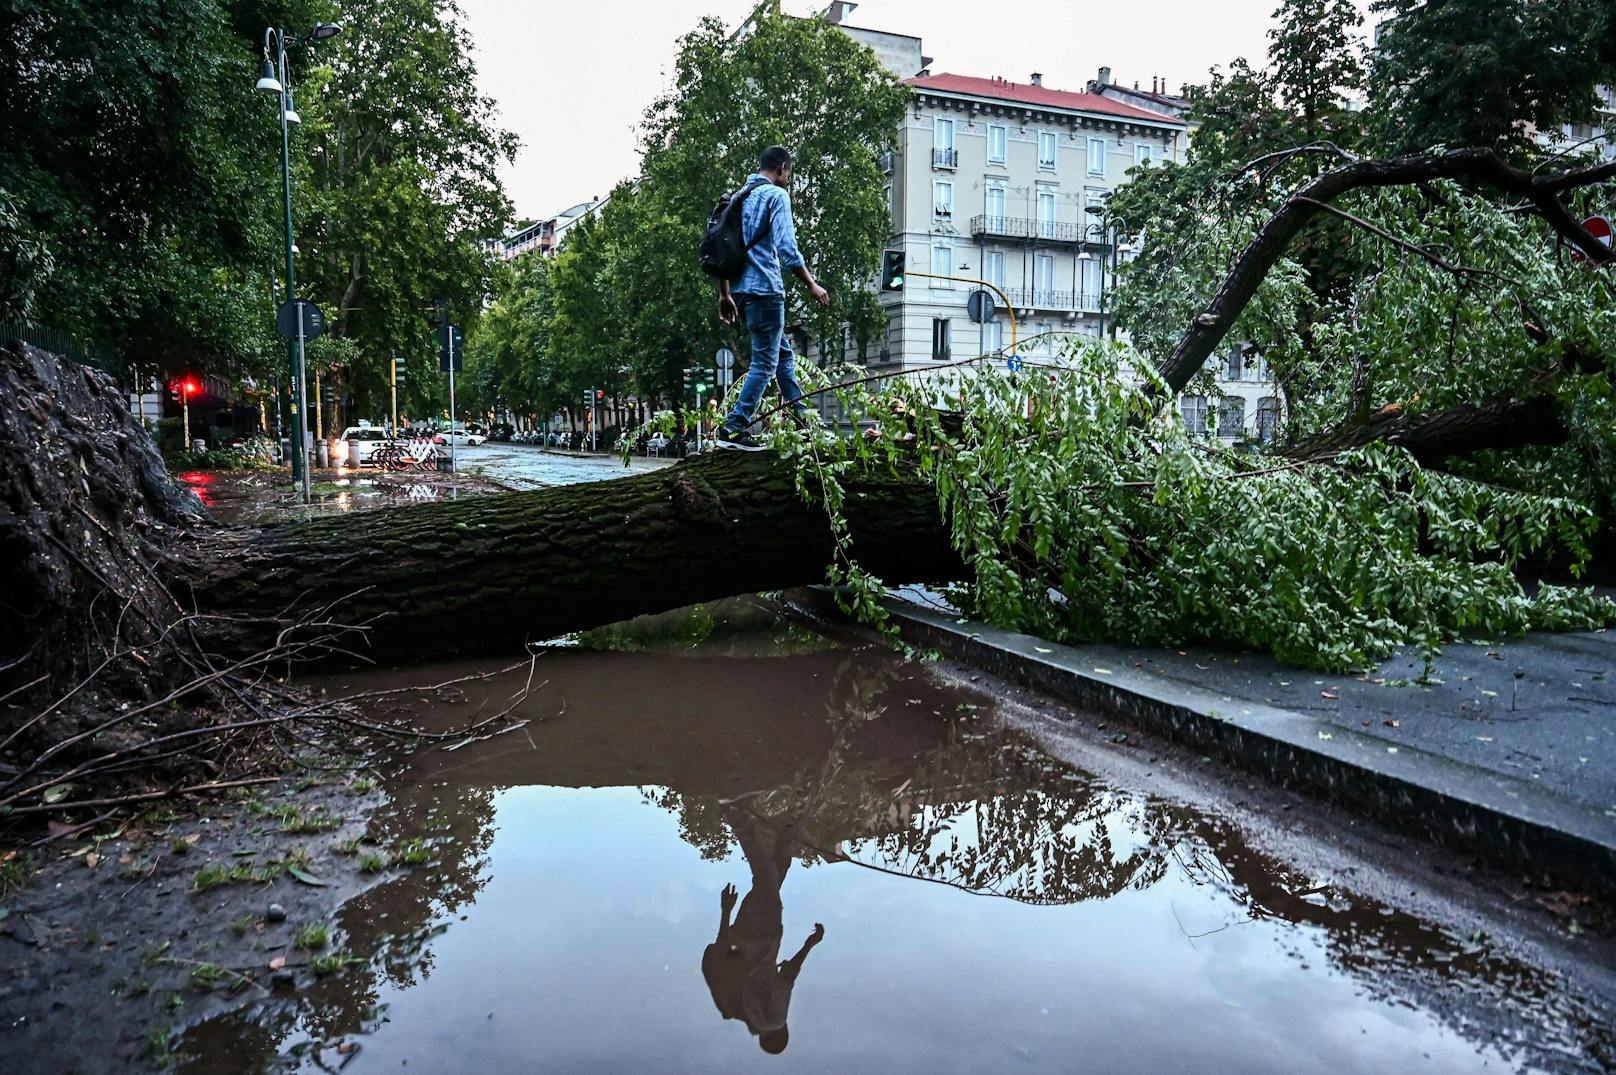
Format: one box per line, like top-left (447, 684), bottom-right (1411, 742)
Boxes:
top-left (698, 178), bottom-right (774, 281)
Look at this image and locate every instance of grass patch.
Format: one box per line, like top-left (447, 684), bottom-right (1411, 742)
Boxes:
top-left (393, 838), bottom-right (429, 866)
top-left (294, 922), bottom-right (331, 950)
top-left (191, 862), bottom-right (256, 893)
top-left (188, 962), bottom-right (228, 990)
top-left (230, 914), bottom-right (257, 937)
top-left (311, 950), bottom-right (362, 976)
top-left (346, 777), bottom-right (376, 795)
top-left (358, 853), bottom-right (386, 873)
top-left (332, 837), bottom-right (362, 856)
top-left (0, 851), bottom-right (33, 897)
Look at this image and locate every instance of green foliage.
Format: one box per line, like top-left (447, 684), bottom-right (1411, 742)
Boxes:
top-left (1368, 0), bottom-right (1616, 155)
top-left (779, 342), bottom-right (1614, 673)
top-left (296, 0), bottom-right (516, 422)
top-left (294, 921), bottom-right (331, 949)
top-left (0, 0), bottom-right (310, 379)
top-left (469, 8), bottom-right (906, 422)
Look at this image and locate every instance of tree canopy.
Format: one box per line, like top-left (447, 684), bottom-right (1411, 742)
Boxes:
top-left (465, 7), bottom-right (907, 426)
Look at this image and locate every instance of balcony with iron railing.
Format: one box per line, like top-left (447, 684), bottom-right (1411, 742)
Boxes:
top-left (970, 215), bottom-right (1098, 243)
top-left (932, 147), bottom-right (958, 169)
top-left (1001, 287), bottom-right (1103, 312)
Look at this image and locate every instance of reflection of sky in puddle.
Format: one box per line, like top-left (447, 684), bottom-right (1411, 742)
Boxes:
top-left (176, 631), bottom-right (1614, 1074)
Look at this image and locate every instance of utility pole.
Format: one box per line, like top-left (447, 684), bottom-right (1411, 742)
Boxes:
top-left (389, 352), bottom-right (399, 437)
top-left (181, 379), bottom-right (192, 450)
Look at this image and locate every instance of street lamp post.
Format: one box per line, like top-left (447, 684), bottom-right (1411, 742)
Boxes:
top-left (1085, 206), bottom-right (1130, 341)
top-left (256, 22), bottom-right (340, 498)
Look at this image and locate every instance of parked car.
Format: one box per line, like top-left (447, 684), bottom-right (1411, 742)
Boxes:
top-left (433, 429), bottom-right (487, 447)
top-left (339, 426), bottom-right (394, 465)
top-left (646, 432), bottom-right (671, 455)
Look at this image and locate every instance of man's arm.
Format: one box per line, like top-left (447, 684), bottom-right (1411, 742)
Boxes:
top-left (778, 922), bottom-right (824, 981)
top-left (774, 193), bottom-right (830, 308)
top-left (718, 278), bottom-right (737, 323)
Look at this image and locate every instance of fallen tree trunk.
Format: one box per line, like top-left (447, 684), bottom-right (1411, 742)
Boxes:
top-left (1285, 393), bottom-right (1567, 464)
top-left (186, 451), bottom-right (963, 665)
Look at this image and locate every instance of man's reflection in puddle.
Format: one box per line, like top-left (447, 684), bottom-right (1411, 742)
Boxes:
top-left (702, 805), bottom-right (824, 1054)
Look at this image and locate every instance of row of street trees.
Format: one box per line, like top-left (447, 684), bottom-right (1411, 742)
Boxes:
top-left (459, 8), bottom-right (908, 430)
top-left (0, 0), bottom-right (513, 428)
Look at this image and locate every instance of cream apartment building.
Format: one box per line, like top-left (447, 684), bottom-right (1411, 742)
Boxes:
top-left (806, 67), bottom-right (1279, 440)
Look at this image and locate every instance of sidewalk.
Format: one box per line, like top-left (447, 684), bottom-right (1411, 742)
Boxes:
top-left (813, 587), bottom-right (1616, 894)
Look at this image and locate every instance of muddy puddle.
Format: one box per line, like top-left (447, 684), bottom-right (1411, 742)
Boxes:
top-left (178, 470), bottom-right (498, 526)
top-left (174, 600), bottom-right (1612, 1073)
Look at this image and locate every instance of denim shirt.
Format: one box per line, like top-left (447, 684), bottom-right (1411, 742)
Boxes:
top-left (733, 174), bottom-right (804, 298)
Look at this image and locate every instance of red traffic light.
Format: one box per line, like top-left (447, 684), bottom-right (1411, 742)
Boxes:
top-left (596, 389), bottom-right (605, 399)
top-left (172, 377), bottom-right (200, 396)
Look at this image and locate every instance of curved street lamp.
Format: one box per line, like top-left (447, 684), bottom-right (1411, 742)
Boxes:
top-left (256, 22), bottom-right (341, 498)
top-left (1085, 205), bottom-right (1131, 341)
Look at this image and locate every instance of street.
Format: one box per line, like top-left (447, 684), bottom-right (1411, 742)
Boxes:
top-left (457, 442), bottom-right (673, 490)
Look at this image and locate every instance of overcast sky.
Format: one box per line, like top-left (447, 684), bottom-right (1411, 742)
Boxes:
top-left (457, 0), bottom-right (1374, 223)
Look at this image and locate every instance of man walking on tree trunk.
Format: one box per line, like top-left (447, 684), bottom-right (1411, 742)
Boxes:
top-left (716, 145), bottom-right (831, 451)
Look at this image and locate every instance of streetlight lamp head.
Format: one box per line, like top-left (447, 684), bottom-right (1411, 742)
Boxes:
top-left (1084, 205), bottom-right (1104, 216)
top-left (255, 59), bottom-right (283, 94)
top-left (283, 88), bottom-right (301, 125)
top-left (309, 22), bottom-right (342, 40)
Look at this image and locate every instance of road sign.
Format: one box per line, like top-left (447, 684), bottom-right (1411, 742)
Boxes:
top-left (1006, 354), bottom-right (1024, 373)
top-left (437, 323), bottom-right (464, 372)
top-left (275, 299), bottom-right (325, 342)
top-left (967, 289), bottom-right (996, 324)
top-left (716, 347), bottom-right (735, 390)
top-left (1573, 215), bottom-right (1613, 263)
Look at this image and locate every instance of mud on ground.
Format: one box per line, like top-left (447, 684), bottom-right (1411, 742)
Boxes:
top-left (0, 768), bottom-right (406, 1072)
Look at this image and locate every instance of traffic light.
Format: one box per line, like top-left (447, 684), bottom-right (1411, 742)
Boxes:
top-left (596, 389), bottom-right (605, 400)
top-left (880, 249), bottom-right (905, 291)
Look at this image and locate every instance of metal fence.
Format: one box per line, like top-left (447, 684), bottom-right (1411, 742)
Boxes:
top-left (0, 320), bottom-right (116, 375)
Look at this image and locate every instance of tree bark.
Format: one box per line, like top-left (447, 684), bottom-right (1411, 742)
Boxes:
top-left (186, 452), bottom-right (962, 665)
top-left (1285, 393), bottom-right (1566, 464)
top-left (1156, 148), bottom-right (1616, 394)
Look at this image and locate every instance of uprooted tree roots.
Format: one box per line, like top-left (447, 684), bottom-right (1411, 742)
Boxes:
top-left (0, 343), bottom-right (546, 818)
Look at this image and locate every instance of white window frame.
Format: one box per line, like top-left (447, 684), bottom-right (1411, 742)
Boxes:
top-left (1218, 396), bottom-right (1245, 438)
top-left (1038, 130), bottom-right (1058, 172)
top-left (1034, 254), bottom-right (1055, 297)
top-left (933, 179), bottom-right (953, 218)
top-left (1134, 142), bottom-right (1153, 168)
top-left (984, 249), bottom-right (1006, 289)
top-left (932, 317), bottom-right (952, 360)
top-left (930, 244), bottom-right (953, 289)
top-left (1080, 257), bottom-right (1101, 308)
top-left (934, 116), bottom-right (955, 150)
top-left (985, 183), bottom-right (1007, 227)
top-left (1180, 395), bottom-right (1208, 436)
top-left (988, 124), bottom-right (1007, 164)
top-left (1036, 186), bottom-right (1057, 238)
top-left (1087, 136), bottom-right (1105, 176)
top-left (984, 319), bottom-right (1004, 352)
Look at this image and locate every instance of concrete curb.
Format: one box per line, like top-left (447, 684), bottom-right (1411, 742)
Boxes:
top-left (802, 590), bottom-right (1616, 895)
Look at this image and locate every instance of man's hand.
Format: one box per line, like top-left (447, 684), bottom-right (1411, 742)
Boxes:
top-left (809, 283), bottom-right (830, 308)
top-left (807, 923), bottom-right (825, 946)
top-left (721, 883), bottom-right (739, 912)
top-left (718, 293), bottom-right (738, 324)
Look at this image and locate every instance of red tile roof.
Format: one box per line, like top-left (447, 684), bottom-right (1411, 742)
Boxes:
top-left (904, 73), bottom-right (1184, 125)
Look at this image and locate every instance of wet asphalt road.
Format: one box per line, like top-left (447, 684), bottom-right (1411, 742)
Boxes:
top-left (456, 443), bottom-right (673, 490)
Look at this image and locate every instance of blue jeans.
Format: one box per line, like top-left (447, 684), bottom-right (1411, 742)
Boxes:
top-left (725, 294), bottom-right (807, 433)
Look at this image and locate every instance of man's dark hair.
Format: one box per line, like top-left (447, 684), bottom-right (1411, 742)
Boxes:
top-left (759, 145), bottom-right (793, 172)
